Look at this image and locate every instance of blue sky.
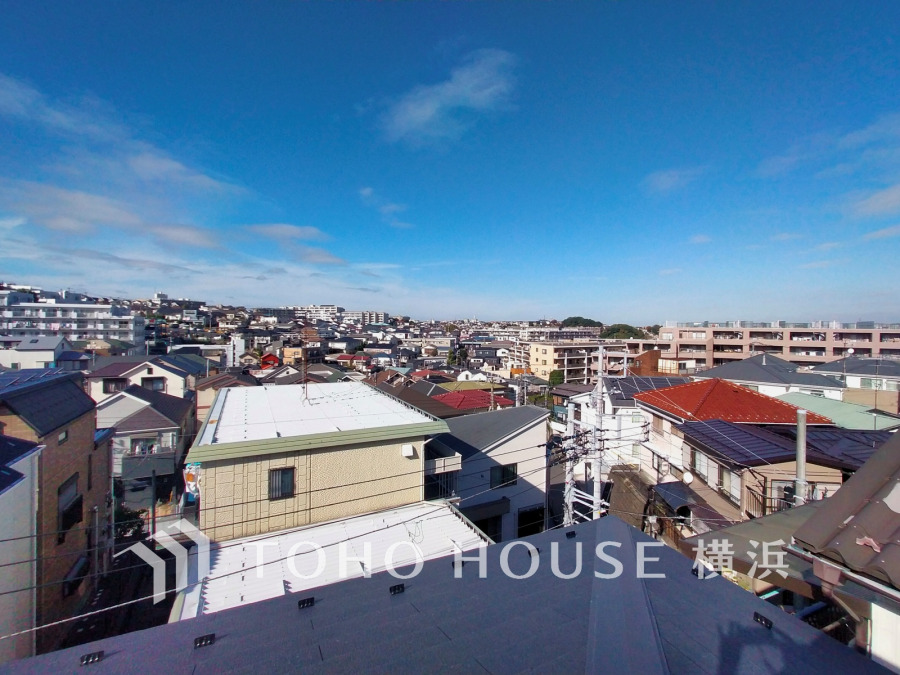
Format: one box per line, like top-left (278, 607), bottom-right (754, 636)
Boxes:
top-left (2, 2), bottom-right (900, 322)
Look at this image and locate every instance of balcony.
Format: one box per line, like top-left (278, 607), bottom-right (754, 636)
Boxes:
top-left (745, 488), bottom-right (792, 519)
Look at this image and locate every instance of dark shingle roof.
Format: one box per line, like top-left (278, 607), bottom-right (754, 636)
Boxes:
top-left (694, 354), bottom-right (844, 388)
top-left (119, 385), bottom-right (194, 425)
top-left (10, 517), bottom-right (880, 674)
top-left (793, 432), bottom-right (900, 590)
top-left (0, 371), bottom-right (95, 437)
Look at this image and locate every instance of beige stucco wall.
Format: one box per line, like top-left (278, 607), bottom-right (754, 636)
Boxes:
top-left (199, 436), bottom-right (425, 541)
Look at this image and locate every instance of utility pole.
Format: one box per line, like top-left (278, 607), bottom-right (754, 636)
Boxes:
top-left (794, 409), bottom-right (807, 506)
top-left (592, 427), bottom-right (603, 519)
top-left (563, 402), bottom-right (576, 527)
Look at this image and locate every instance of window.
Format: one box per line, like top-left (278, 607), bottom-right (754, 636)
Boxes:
top-left (690, 449), bottom-right (708, 480)
top-left (103, 378), bottom-right (128, 394)
top-left (268, 467), bottom-right (295, 500)
top-left (631, 414), bottom-right (643, 423)
top-left (141, 377), bottom-right (166, 392)
top-left (632, 442), bottom-right (642, 458)
top-left (490, 464), bottom-right (517, 489)
top-left (57, 473), bottom-right (83, 544)
top-left (58, 429), bottom-right (69, 444)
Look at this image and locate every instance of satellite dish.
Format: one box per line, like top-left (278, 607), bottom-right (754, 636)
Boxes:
top-left (682, 471), bottom-right (694, 485)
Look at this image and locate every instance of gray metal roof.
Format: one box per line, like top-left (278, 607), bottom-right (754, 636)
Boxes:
top-left (694, 354), bottom-right (844, 388)
top-left (117, 385), bottom-right (194, 426)
top-left (431, 406), bottom-right (549, 460)
top-left (794, 432), bottom-right (900, 590)
top-left (11, 517), bottom-right (881, 674)
top-left (812, 356), bottom-right (900, 378)
top-left (12, 335), bottom-right (67, 351)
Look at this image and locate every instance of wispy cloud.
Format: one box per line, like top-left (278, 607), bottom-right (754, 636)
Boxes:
top-left (380, 48), bottom-right (516, 145)
top-left (851, 183), bottom-right (900, 217)
top-left (658, 268), bottom-right (682, 276)
top-left (689, 234), bottom-right (712, 244)
top-left (643, 166), bottom-right (706, 194)
top-left (246, 224), bottom-right (329, 241)
top-left (816, 241), bottom-right (842, 251)
top-left (359, 186), bottom-right (414, 228)
top-left (800, 260), bottom-right (838, 269)
top-left (771, 232), bottom-right (803, 242)
top-left (864, 224), bottom-right (900, 240)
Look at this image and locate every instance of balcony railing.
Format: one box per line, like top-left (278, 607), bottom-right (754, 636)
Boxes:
top-left (745, 488), bottom-right (792, 519)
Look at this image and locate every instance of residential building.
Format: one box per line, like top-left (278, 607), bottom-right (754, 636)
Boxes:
top-left (194, 372), bottom-right (258, 423)
top-left (0, 337), bottom-right (73, 370)
top-left (792, 433), bottom-right (900, 672)
top-left (623, 320), bottom-right (900, 369)
top-left (340, 310), bottom-right (390, 324)
top-left (15, 516), bottom-right (880, 674)
top-left (0, 435), bottom-right (42, 664)
top-left (85, 357), bottom-right (199, 404)
top-left (516, 341), bottom-right (600, 383)
top-left (0, 300), bottom-right (145, 349)
top-left (96, 385), bottom-right (195, 490)
top-left (426, 406), bottom-right (550, 542)
top-left (810, 356), bottom-right (900, 413)
top-left (186, 382), bottom-right (449, 541)
top-left (692, 353), bottom-right (844, 400)
top-left (0, 370), bottom-right (111, 653)
top-left (632, 378), bottom-right (833, 478)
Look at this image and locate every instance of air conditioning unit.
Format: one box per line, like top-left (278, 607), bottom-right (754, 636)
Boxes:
top-left (401, 444), bottom-right (415, 458)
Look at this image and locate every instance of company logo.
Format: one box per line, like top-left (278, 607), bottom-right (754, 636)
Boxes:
top-left (116, 519), bottom-right (210, 603)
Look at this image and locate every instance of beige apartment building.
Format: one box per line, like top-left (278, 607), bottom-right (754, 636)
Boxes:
top-left (623, 321), bottom-right (900, 369)
top-left (186, 382), bottom-right (449, 541)
top-left (507, 341), bottom-right (598, 383)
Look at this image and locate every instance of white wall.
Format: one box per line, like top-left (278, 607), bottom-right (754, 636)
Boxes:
top-left (871, 602), bottom-right (900, 673)
top-left (0, 450), bottom-right (39, 663)
top-left (457, 416), bottom-right (548, 542)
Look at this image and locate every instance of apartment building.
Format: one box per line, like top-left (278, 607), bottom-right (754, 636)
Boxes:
top-left (508, 341), bottom-right (599, 383)
top-left (0, 299), bottom-right (145, 349)
top-left (623, 320), bottom-right (900, 369)
top-left (340, 310), bottom-right (390, 324)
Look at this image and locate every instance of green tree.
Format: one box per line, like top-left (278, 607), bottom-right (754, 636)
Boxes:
top-left (599, 323), bottom-right (644, 339)
top-left (548, 370), bottom-right (565, 386)
top-left (561, 316), bottom-right (604, 328)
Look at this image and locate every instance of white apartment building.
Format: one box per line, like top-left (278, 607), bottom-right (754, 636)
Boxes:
top-left (0, 301), bottom-right (145, 348)
top-left (340, 310), bottom-right (390, 324)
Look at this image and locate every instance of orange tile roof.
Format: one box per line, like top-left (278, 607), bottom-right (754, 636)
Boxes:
top-left (433, 389), bottom-right (515, 410)
top-left (632, 378), bottom-right (832, 424)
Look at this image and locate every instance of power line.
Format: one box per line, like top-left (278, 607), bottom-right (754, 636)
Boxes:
top-left (0, 459), bottom-right (560, 640)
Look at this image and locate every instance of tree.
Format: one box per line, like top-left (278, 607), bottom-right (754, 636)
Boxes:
top-left (561, 316), bottom-right (604, 328)
top-left (599, 323), bottom-right (645, 339)
top-left (446, 349), bottom-right (457, 366)
top-left (548, 370), bottom-right (565, 386)
top-left (648, 324), bottom-right (661, 336)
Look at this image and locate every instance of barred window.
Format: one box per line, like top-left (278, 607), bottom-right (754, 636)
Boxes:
top-left (268, 467), bottom-right (295, 500)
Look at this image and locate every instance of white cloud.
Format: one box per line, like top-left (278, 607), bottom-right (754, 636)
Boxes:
top-left (643, 166), bottom-right (706, 194)
top-left (658, 268), bottom-right (682, 276)
top-left (359, 186), bottom-right (414, 229)
top-left (381, 49), bottom-right (516, 145)
top-left (690, 234), bottom-right (712, 244)
top-left (1, 181), bottom-right (143, 233)
top-left (771, 232), bottom-right (803, 242)
top-left (800, 260), bottom-right (837, 269)
top-left (246, 224), bottom-right (329, 241)
top-left (864, 224), bottom-right (900, 240)
top-left (852, 183), bottom-right (900, 217)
